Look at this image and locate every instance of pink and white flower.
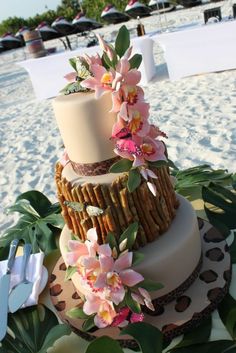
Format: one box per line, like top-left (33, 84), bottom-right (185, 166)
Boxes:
top-left (94, 250), bottom-right (144, 305)
top-left (83, 293), bottom-right (117, 328)
top-left (81, 64), bottom-right (115, 98)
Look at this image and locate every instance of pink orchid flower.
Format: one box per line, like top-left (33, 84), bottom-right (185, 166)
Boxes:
top-left (81, 64), bottom-right (115, 98)
top-left (132, 137), bottom-right (166, 167)
top-left (110, 84), bottom-right (145, 113)
top-left (66, 228), bottom-right (98, 267)
top-left (115, 138), bottom-right (142, 161)
top-left (118, 101), bottom-right (150, 137)
top-left (94, 250), bottom-right (144, 305)
top-left (112, 57), bottom-right (141, 90)
top-left (122, 85), bottom-right (144, 105)
top-left (83, 293), bottom-right (117, 328)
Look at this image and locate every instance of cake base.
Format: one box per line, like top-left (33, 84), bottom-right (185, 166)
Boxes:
top-left (50, 218), bottom-right (231, 347)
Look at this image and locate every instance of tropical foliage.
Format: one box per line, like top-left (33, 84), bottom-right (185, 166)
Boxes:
top-left (0, 305), bottom-right (71, 353)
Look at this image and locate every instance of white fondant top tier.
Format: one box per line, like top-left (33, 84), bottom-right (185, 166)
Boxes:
top-left (52, 92), bottom-right (117, 164)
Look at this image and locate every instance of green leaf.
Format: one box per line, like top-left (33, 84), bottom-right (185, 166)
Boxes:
top-left (0, 190), bottom-right (64, 255)
top-left (85, 336), bottom-right (123, 353)
top-left (169, 340), bottom-right (235, 353)
top-left (115, 25), bottom-right (130, 58)
top-left (38, 324), bottom-right (71, 353)
top-left (6, 199), bottom-right (40, 218)
top-left (132, 251), bottom-right (145, 266)
top-left (138, 279), bottom-right (164, 291)
top-left (121, 322), bottom-right (163, 353)
top-left (106, 232), bottom-right (118, 251)
top-left (69, 57), bottom-right (77, 71)
top-left (167, 316), bottom-right (211, 351)
top-left (229, 232), bottom-right (236, 263)
top-left (125, 291), bottom-right (141, 314)
top-left (16, 190), bottom-right (55, 217)
top-left (109, 159), bottom-right (132, 173)
top-left (119, 222), bottom-right (139, 250)
top-left (167, 159), bottom-right (179, 170)
top-left (102, 51), bottom-right (113, 69)
top-left (0, 305), bottom-right (71, 353)
top-left (65, 266), bottom-right (77, 281)
top-left (173, 165), bottom-right (231, 195)
top-left (128, 169), bottom-right (141, 193)
top-left (202, 183), bottom-right (236, 233)
top-left (66, 307), bottom-right (90, 320)
top-left (129, 54), bottom-right (142, 69)
top-left (218, 294), bottom-right (236, 339)
top-left (82, 315), bottom-right (96, 332)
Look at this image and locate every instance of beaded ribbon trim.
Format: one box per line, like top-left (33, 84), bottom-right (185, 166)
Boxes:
top-left (70, 156), bottom-right (120, 176)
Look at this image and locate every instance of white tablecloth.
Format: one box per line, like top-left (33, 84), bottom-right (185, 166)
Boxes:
top-left (152, 19), bottom-right (236, 80)
top-left (17, 36), bottom-right (156, 100)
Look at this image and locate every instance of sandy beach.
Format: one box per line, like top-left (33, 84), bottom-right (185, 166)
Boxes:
top-left (0, 0), bottom-right (235, 233)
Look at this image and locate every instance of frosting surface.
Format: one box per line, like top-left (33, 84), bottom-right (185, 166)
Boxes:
top-left (53, 91), bottom-right (117, 164)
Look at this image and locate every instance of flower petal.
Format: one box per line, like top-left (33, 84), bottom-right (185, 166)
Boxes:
top-left (110, 286), bottom-right (125, 305)
top-left (87, 228), bottom-right (98, 242)
top-left (65, 252), bottom-right (79, 266)
top-left (120, 269), bottom-right (144, 287)
top-left (98, 244), bottom-right (112, 257)
top-left (99, 254), bottom-right (114, 273)
top-left (68, 240), bottom-right (86, 251)
top-left (83, 297), bottom-right (100, 315)
top-left (147, 181), bottom-right (157, 196)
top-left (113, 252), bottom-right (132, 272)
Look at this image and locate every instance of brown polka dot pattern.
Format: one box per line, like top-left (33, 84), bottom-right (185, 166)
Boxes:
top-left (59, 263), bottom-right (67, 271)
top-left (50, 284), bottom-right (63, 296)
top-left (72, 292), bottom-right (80, 300)
top-left (203, 227), bottom-right (225, 243)
top-left (50, 218), bottom-right (231, 347)
top-left (175, 296), bottom-right (191, 312)
top-left (55, 301), bottom-right (66, 312)
top-left (206, 248), bottom-right (224, 261)
top-left (50, 274), bottom-right (56, 283)
top-left (199, 270), bottom-right (218, 283)
top-left (207, 288), bottom-right (224, 302)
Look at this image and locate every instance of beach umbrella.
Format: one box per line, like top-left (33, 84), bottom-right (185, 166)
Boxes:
top-left (125, 0), bottom-right (151, 18)
top-left (1, 33), bottom-right (22, 50)
top-left (101, 4), bottom-right (130, 24)
top-left (72, 12), bottom-right (102, 33)
top-left (51, 17), bottom-right (75, 36)
top-left (36, 22), bottom-right (60, 41)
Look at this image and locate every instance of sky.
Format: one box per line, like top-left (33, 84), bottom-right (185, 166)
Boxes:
top-left (0, 0), bottom-right (62, 22)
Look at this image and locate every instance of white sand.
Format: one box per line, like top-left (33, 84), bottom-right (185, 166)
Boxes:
top-left (0, 0), bottom-right (236, 233)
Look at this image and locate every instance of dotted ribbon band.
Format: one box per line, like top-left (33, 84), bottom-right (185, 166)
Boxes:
top-left (70, 156), bottom-right (120, 176)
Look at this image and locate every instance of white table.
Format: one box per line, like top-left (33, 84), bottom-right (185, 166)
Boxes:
top-left (17, 36), bottom-right (156, 100)
top-left (152, 20), bottom-right (236, 80)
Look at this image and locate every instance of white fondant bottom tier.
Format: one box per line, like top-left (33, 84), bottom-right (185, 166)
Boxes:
top-left (59, 195), bottom-right (201, 300)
